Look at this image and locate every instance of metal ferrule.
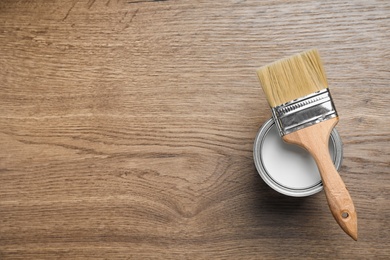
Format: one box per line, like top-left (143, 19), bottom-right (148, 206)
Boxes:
top-left (271, 89), bottom-right (338, 136)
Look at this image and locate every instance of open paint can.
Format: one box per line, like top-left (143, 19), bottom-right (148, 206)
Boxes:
top-left (253, 118), bottom-right (343, 197)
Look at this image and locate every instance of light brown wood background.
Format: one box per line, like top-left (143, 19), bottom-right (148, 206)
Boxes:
top-left (0, 0), bottom-right (389, 259)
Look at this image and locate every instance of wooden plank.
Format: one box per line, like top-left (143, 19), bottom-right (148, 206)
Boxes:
top-left (0, 0), bottom-right (389, 258)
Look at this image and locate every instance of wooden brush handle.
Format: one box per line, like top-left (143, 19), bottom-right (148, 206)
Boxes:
top-left (283, 117), bottom-right (358, 240)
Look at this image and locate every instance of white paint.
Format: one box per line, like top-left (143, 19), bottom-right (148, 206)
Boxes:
top-left (261, 124), bottom-right (335, 189)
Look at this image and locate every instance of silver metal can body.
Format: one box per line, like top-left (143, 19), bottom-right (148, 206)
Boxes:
top-left (253, 118), bottom-right (343, 197)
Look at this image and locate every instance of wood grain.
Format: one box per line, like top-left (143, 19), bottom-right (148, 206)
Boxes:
top-left (0, 0), bottom-right (389, 259)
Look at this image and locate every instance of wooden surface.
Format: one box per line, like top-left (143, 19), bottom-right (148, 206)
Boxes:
top-left (0, 0), bottom-right (389, 259)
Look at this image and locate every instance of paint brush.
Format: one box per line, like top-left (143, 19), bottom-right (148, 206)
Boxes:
top-left (256, 49), bottom-right (357, 240)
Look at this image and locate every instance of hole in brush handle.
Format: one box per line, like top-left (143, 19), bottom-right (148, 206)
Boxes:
top-left (341, 211), bottom-right (349, 219)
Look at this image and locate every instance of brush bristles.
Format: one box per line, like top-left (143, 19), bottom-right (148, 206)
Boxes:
top-left (257, 49), bottom-right (328, 107)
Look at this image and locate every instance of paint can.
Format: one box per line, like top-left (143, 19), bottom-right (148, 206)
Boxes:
top-left (253, 118), bottom-right (343, 197)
